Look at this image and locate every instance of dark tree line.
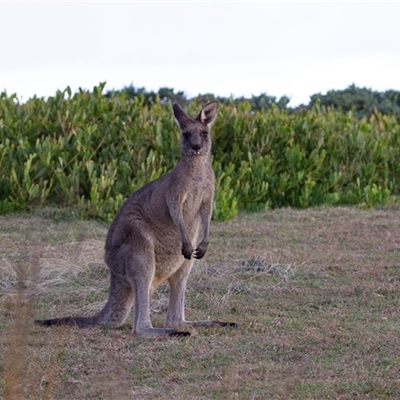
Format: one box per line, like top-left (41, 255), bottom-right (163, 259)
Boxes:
top-left (106, 84), bottom-right (400, 119)
top-left (105, 85), bottom-right (290, 112)
top-left (309, 84), bottom-right (400, 119)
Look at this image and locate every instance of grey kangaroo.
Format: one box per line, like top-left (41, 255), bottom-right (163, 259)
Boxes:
top-left (36, 101), bottom-right (237, 337)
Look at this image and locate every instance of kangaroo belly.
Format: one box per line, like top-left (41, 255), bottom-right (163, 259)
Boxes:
top-left (152, 218), bottom-right (201, 287)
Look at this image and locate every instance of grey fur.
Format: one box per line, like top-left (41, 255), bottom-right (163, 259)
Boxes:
top-left (35, 101), bottom-right (237, 337)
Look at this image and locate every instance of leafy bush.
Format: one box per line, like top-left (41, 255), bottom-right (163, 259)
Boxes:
top-left (1, 84), bottom-right (399, 220)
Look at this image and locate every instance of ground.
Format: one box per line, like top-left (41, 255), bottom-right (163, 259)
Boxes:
top-left (1, 206), bottom-right (399, 399)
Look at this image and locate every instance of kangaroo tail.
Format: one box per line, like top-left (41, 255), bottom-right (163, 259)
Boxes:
top-left (35, 315), bottom-right (98, 328)
top-left (35, 272), bottom-right (134, 329)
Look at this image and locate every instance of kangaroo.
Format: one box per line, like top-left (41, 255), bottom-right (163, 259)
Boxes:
top-left (35, 101), bottom-right (237, 337)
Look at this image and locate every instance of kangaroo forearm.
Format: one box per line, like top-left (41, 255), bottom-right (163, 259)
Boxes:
top-left (200, 201), bottom-right (212, 244)
top-left (174, 219), bottom-right (193, 259)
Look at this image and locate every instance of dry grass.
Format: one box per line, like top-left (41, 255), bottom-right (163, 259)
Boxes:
top-left (1, 207), bottom-right (400, 399)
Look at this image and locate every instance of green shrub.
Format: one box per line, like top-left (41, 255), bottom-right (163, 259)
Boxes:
top-left (1, 85), bottom-right (399, 220)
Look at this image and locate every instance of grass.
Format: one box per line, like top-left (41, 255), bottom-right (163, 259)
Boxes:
top-left (1, 206), bottom-right (400, 399)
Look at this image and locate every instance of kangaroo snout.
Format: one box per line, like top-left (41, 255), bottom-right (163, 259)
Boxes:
top-left (191, 143), bottom-right (201, 152)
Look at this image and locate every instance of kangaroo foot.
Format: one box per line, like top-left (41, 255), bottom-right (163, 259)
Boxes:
top-left (186, 320), bottom-right (239, 329)
top-left (134, 327), bottom-right (191, 337)
top-left (167, 320), bottom-right (239, 329)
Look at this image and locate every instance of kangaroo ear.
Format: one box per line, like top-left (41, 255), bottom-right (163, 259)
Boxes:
top-left (196, 101), bottom-right (219, 126)
top-left (173, 103), bottom-right (193, 130)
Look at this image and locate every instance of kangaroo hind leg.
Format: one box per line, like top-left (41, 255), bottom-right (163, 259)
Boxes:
top-left (127, 251), bottom-right (190, 337)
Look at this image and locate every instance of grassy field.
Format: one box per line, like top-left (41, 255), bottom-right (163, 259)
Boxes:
top-left (1, 206), bottom-right (399, 399)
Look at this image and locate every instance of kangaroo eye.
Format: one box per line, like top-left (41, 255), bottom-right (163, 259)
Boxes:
top-left (183, 132), bottom-right (190, 139)
top-left (202, 131), bottom-right (208, 138)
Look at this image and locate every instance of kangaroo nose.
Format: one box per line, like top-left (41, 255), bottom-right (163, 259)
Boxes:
top-left (192, 144), bottom-right (201, 151)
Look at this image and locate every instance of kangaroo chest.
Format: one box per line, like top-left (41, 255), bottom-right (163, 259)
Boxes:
top-left (182, 181), bottom-right (211, 216)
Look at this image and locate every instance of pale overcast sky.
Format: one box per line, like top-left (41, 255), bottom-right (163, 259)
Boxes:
top-left (1, 2), bottom-right (399, 106)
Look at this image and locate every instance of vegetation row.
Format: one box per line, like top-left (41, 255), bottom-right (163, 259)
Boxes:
top-left (1, 83), bottom-right (399, 221)
top-left (107, 83), bottom-right (400, 119)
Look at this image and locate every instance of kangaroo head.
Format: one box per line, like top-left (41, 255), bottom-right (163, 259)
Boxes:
top-left (173, 101), bottom-right (219, 158)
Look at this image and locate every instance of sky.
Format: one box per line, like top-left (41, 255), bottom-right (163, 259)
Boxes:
top-left (1, 2), bottom-right (400, 107)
